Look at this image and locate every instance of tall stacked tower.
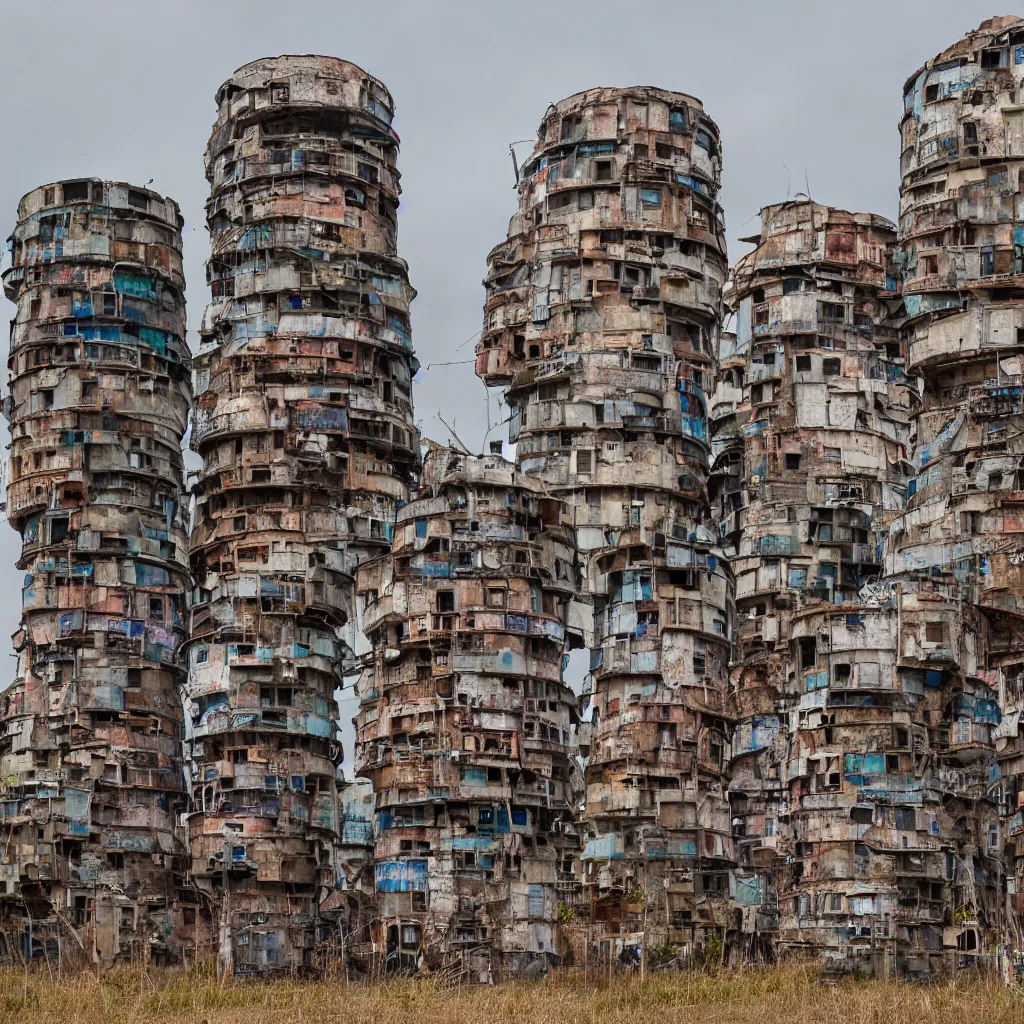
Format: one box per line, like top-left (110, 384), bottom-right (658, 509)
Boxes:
top-left (0, 179), bottom-right (193, 963)
top-left (185, 56), bottom-right (419, 973)
top-left (354, 446), bottom-right (583, 981)
top-left (719, 201), bottom-right (925, 974)
top-left (478, 87), bottom-right (734, 961)
top-left (892, 15), bottom-right (1024, 965)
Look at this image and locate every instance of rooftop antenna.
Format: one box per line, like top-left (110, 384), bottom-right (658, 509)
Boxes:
top-left (782, 164), bottom-right (791, 200)
top-left (509, 139), bottom-right (534, 185)
top-left (804, 168), bottom-right (812, 201)
top-left (437, 411), bottom-right (473, 456)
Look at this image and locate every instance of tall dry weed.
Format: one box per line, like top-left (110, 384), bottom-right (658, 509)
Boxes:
top-left (0, 963), bottom-right (1018, 1024)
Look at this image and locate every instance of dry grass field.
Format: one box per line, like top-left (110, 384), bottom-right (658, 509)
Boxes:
top-left (0, 964), bottom-right (1020, 1024)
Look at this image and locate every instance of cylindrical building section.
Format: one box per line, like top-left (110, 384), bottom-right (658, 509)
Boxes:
top-left (718, 201), bottom-right (910, 971)
top-left (354, 446), bottom-right (583, 981)
top-left (185, 56), bottom-right (419, 974)
top-left (892, 16), bottom-right (1022, 965)
top-left (0, 179), bottom-right (193, 964)
top-left (478, 87), bottom-right (735, 962)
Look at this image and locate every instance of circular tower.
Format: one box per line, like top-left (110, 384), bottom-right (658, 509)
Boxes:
top-left (185, 56), bottom-right (419, 973)
top-left (720, 200), bottom-right (913, 973)
top-left (354, 445), bottom-right (582, 981)
top-left (1, 179), bottom-right (193, 964)
top-left (891, 16), bottom-right (1023, 970)
top-left (478, 86), bottom-right (735, 960)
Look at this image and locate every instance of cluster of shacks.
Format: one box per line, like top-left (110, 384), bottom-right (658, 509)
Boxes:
top-left (3, 16), bottom-right (1024, 983)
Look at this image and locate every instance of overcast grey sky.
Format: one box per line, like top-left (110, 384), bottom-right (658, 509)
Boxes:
top-left (0, 0), bottom-right (1005, 765)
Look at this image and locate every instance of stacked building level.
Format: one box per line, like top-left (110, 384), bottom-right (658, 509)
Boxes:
top-left (891, 15), bottom-right (1024, 966)
top-left (185, 56), bottom-right (419, 973)
top-left (0, 179), bottom-right (194, 964)
top-left (478, 87), bottom-right (735, 963)
top-left (354, 445), bottom-right (584, 981)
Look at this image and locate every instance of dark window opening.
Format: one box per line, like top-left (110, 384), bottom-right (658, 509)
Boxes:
top-left (63, 181), bottom-right (89, 202)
